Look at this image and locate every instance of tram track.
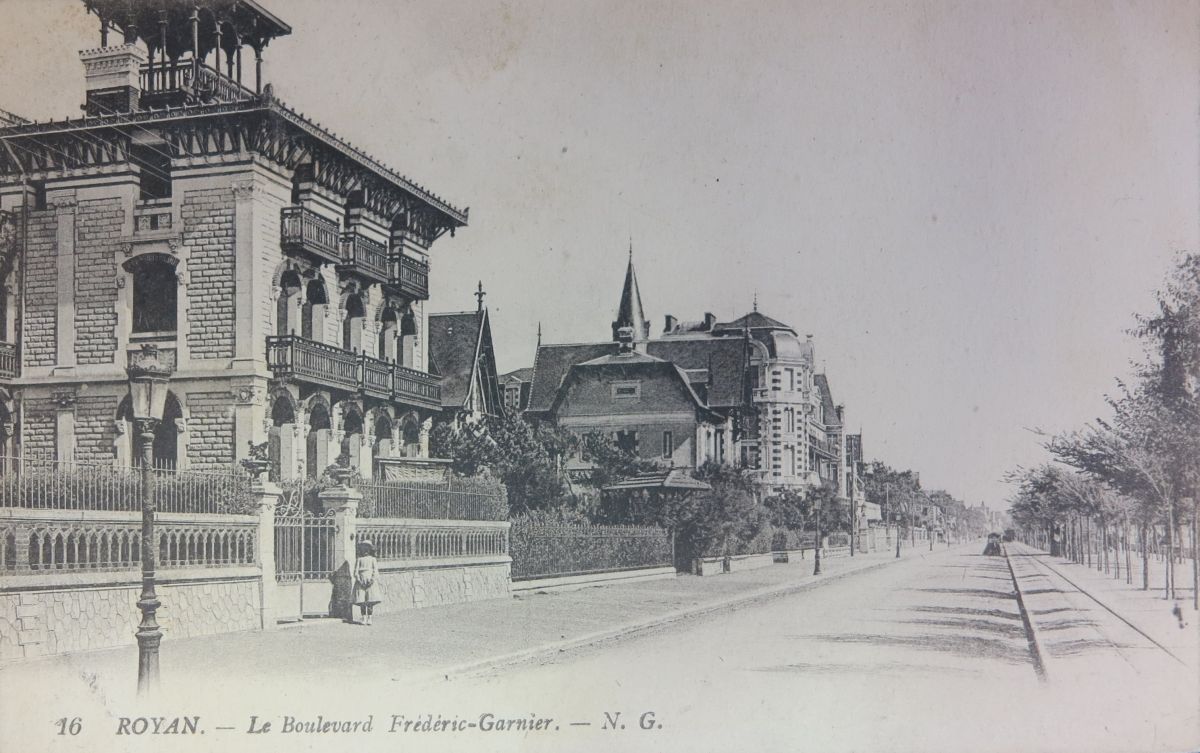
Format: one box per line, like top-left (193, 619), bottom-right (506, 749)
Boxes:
top-left (1003, 543), bottom-right (1188, 687)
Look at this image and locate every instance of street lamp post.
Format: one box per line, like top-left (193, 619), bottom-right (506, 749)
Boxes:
top-left (127, 344), bottom-right (173, 697)
top-left (813, 496), bottom-right (823, 576)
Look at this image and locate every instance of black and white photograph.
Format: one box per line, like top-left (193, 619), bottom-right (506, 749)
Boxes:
top-left (0, 1), bottom-right (1197, 751)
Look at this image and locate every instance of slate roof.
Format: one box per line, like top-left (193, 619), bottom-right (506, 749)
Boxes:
top-left (645, 336), bottom-right (748, 409)
top-left (527, 334), bottom-right (751, 414)
top-left (714, 311), bottom-right (795, 334)
top-left (500, 368), bottom-right (533, 384)
top-left (527, 342), bottom-right (620, 413)
top-left (815, 373), bottom-right (841, 428)
top-left (428, 311), bottom-right (485, 409)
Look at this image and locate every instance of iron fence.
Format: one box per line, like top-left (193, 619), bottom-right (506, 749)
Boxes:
top-left (355, 477), bottom-right (507, 521)
top-left (0, 455), bottom-right (254, 514)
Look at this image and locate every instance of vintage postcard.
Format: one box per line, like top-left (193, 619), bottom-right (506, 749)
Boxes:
top-left (0, 1), bottom-right (1197, 752)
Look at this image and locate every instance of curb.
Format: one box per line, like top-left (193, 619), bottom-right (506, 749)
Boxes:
top-left (413, 553), bottom-right (911, 684)
top-left (1003, 545), bottom-right (1049, 683)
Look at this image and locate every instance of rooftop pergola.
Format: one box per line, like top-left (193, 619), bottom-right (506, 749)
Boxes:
top-left (82, 0), bottom-right (292, 94)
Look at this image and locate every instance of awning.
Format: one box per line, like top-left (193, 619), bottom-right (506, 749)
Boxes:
top-left (602, 468), bottom-right (712, 493)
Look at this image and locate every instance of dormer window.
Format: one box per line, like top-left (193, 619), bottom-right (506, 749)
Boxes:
top-left (611, 381), bottom-right (640, 399)
top-left (126, 254), bottom-right (177, 335)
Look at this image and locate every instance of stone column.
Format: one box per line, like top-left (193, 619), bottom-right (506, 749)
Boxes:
top-left (319, 484), bottom-right (361, 621)
top-left (419, 417), bottom-right (432, 458)
top-left (53, 195), bottom-right (77, 373)
top-left (252, 479), bottom-right (282, 630)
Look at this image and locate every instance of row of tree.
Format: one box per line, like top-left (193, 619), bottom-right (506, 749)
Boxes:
top-left (428, 414), bottom-right (984, 562)
top-left (1007, 253), bottom-right (1200, 604)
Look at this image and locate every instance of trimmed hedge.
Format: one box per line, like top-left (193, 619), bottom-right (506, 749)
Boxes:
top-left (510, 522), bottom-right (672, 581)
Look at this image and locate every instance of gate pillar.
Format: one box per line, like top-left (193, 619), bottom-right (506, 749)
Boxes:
top-left (320, 484), bottom-right (361, 621)
top-left (253, 479), bottom-right (282, 630)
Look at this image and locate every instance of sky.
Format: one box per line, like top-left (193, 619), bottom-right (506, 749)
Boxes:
top-left (0, 0), bottom-right (1197, 508)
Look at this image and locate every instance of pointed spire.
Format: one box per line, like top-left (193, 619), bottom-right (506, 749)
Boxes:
top-left (475, 280), bottom-right (486, 313)
top-left (753, 291), bottom-right (758, 312)
top-left (537, 321), bottom-right (542, 348)
top-left (612, 245), bottom-right (648, 344)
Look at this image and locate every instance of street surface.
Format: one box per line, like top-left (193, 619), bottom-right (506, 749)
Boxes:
top-left (2, 543), bottom-right (1196, 753)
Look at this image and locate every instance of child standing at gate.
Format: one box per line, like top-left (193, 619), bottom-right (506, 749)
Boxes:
top-left (354, 540), bottom-right (381, 625)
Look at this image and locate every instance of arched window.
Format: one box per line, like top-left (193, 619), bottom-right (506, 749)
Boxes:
top-left (378, 307), bottom-right (399, 361)
top-left (302, 278), bottom-right (329, 342)
top-left (399, 309), bottom-right (418, 367)
top-left (373, 413), bottom-right (393, 460)
top-left (0, 400), bottom-right (12, 465)
top-left (126, 254), bottom-right (177, 335)
top-left (277, 270), bottom-right (303, 337)
top-left (400, 414), bottom-right (420, 458)
top-left (305, 403), bottom-right (331, 480)
top-left (343, 294), bottom-right (365, 352)
top-left (117, 391), bottom-right (182, 467)
top-left (269, 396), bottom-right (297, 482)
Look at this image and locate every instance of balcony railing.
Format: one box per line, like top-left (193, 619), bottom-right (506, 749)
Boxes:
top-left (267, 335), bottom-right (359, 392)
top-left (139, 60), bottom-right (255, 108)
top-left (266, 336), bottom-right (442, 408)
top-left (340, 231), bottom-right (389, 284)
top-left (390, 254), bottom-right (430, 301)
top-left (281, 206), bottom-right (341, 265)
top-left (394, 363), bottom-right (441, 407)
top-left (0, 342), bottom-right (15, 379)
top-left (359, 353), bottom-right (393, 399)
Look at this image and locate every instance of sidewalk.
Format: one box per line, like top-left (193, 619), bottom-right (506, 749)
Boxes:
top-left (0, 543), bottom-right (948, 704)
top-left (1007, 542), bottom-right (1199, 669)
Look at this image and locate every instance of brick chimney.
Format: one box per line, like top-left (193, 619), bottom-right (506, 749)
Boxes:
top-left (663, 314), bottom-right (677, 333)
top-left (80, 44), bottom-right (147, 116)
top-left (703, 312), bottom-right (716, 331)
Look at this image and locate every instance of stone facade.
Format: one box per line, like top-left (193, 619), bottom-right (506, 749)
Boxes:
top-left (74, 393), bottom-right (120, 462)
top-left (184, 390), bottom-right (237, 469)
top-left (74, 197), bottom-right (122, 365)
top-left (21, 210), bottom-right (56, 368)
top-left (0, 574), bottom-right (261, 661)
top-left (183, 187), bottom-right (236, 359)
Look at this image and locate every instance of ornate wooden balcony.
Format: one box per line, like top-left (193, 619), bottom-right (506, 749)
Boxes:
top-left (266, 336), bottom-right (441, 409)
top-left (359, 354), bottom-right (393, 399)
top-left (139, 60), bottom-right (255, 109)
top-left (0, 342), bottom-right (16, 379)
top-left (340, 231), bottom-right (388, 285)
top-left (266, 335), bottom-right (358, 392)
top-left (393, 363), bottom-right (441, 409)
top-left (280, 206), bottom-right (341, 266)
top-left (390, 254), bottom-right (430, 301)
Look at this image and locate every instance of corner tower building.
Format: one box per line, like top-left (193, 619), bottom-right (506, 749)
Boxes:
top-left (0, 1), bottom-right (468, 479)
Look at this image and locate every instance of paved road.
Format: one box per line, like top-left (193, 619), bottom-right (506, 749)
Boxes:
top-left (439, 546), bottom-right (1198, 753)
top-left (4, 545), bottom-right (1195, 753)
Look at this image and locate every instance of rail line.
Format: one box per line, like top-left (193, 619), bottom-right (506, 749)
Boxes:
top-left (1019, 549), bottom-right (1187, 668)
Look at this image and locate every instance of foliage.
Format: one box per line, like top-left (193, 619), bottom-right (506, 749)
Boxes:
top-left (430, 414), bottom-right (655, 517)
top-left (509, 517), bottom-right (672, 580)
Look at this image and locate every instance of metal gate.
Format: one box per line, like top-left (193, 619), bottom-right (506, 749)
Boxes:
top-left (274, 514), bottom-right (336, 621)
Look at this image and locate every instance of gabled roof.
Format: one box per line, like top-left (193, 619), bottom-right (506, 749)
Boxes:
top-left (500, 367), bottom-right (533, 384)
top-left (428, 310), bottom-right (499, 411)
top-left (815, 373), bottom-right (841, 428)
top-left (645, 336), bottom-right (748, 409)
top-left (527, 342), bottom-right (620, 413)
top-left (548, 357), bottom-right (723, 422)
